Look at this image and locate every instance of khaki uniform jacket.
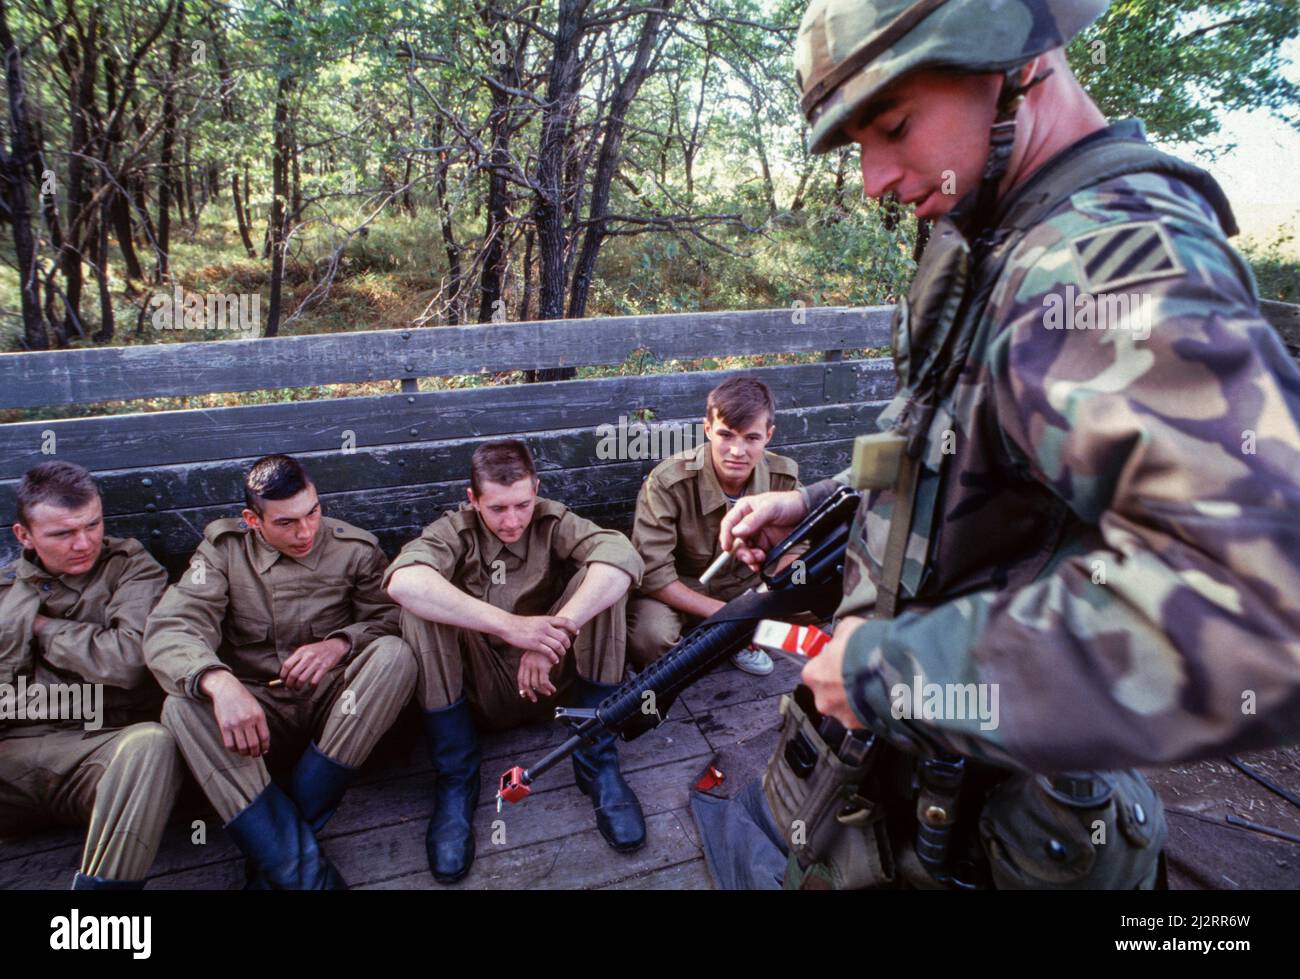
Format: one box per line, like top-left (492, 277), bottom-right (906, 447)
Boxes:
top-left (382, 498), bottom-right (643, 644)
top-left (1, 537), bottom-right (168, 731)
top-left (632, 442), bottom-right (800, 596)
top-left (144, 516), bottom-right (400, 699)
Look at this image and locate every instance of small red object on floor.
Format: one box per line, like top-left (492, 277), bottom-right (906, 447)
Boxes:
top-left (498, 766), bottom-right (531, 803)
top-left (695, 764), bottom-right (726, 791)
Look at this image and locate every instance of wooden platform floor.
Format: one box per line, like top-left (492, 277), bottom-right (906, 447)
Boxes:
top-left (3, 654), bottom-right (1298, 890)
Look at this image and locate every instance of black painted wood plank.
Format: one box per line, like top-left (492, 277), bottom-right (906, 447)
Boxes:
top-left (0, 306), bottom-right (893, 409)
top-left (0, 359), bottom-right (895, 478)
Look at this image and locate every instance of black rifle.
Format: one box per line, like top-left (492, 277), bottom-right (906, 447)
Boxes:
top-left (498, 486), bottom-right (861, 805)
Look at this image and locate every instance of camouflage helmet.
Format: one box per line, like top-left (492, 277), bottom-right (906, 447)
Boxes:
top-left (796, 0), bottom-right (1110, 154)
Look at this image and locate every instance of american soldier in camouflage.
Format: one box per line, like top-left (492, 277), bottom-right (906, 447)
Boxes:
top-left (713, 0), bottom-right (1300, 888)
top-left (822, 135), bottom-right (1300, 774)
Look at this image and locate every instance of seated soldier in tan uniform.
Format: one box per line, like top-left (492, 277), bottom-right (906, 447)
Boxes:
top-left (385, 439), bottom-right (645, 884)
top-left (627, 377), bottom-right (801, 675)
top-left (1, 461), bottom-right (182, 889)
top-left (144, 454), bottom-right (417, 890)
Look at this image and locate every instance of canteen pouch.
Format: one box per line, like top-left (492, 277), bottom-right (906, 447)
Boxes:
top-left (978, 768), bottom-right (1167, 889)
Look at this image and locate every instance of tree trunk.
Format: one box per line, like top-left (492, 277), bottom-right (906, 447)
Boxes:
top-left (264, 72), bottom-right (293, 337)
top-left (232, 170), bottom-right (255, 257)
top-left (913, 218), bottom-right (931, 263)
top-left (155, 2), bottom-right (183, 279)
top-left (567, 0), bottom-right (670, 320)
top-left (531, 0), bottom-right (589, 383)
top-left (433, 135), bottom-right (462, 325)
top-left (92, 191), bottom-right (115, 341)
top-left (748, 89), bottom-right (777, 219)
top-left (289, 123), bottom-right (301, 220)
top-left (477, 5), bottom-right (522, 324)
top-left (60, 9), bottom-right (102, 343)
top-left (183, 133), bottom-right (196, 226)
top-left (518, 228), bottom-right (534, 322)
top-left (0, 1), bottom-right (46, 349)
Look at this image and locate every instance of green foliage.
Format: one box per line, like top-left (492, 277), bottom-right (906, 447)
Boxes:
top-left (1242, 228), bottom-right (1300, 303)
top-left (1071, 1), bottom-right (1300, 153)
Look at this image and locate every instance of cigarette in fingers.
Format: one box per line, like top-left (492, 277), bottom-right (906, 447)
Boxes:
top-left (266, 678), bottom-right (284, 688)
top-left (699, 548), bottom-right (734, 586)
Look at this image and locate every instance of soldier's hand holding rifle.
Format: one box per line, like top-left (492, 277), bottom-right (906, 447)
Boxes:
top-left (720, 490), bottom-right (809, 572)
top-left (720, 489), bottom-right (865, 730)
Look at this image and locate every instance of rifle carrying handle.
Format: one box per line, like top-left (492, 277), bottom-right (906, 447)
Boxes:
top-left (761, 485), bottom-right (861, 587)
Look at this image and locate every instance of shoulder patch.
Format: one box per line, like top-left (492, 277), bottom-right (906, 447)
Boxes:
top-left (765, 451), bottom-right (798, 478)
top-left (649, 453), bottom-right (697, 489)
top-left (1069, 220), bottom-right (1184, 294)
top-left (203, 517), bottom-right (248, 543)
top-left (531, 498), bottom-right (568, 523)
top-left (325, 517), bottom-right (380, 547)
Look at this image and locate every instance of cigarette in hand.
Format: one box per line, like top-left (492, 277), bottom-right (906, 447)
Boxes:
top-left (699, 549), bottom-right (733, 586)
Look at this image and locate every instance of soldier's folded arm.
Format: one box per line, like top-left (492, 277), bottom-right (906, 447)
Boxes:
top-left (36, 542), bottom-right (167, 689)
top-left (841, 234), bottom-right (1300, 774)
top-left (144, 538), bottom-right (235, 699)
top-left (552, 508), bottom-right (644, 619)
top-left (384, 532), bottom-right (513, 637)
top-left (0, 578), bottom-right (42, 683)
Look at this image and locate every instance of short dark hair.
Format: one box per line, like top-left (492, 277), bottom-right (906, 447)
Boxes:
top-left (244, 454), bottom-right (314, 514)
top-left (707, 377), bottom-right (777, 430)
top-left (15, 461), bottom-right (100, 526)
top-left (469, 439), bottom-right (536, 495)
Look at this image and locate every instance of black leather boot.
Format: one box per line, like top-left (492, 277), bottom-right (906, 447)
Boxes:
top-left (225, 782), bottom-right (346, 890)
top-left (289, 740), bottom-right (356, 833)
top-left (71, 873), bottom-right (145, 890)
top-left (422, 697), bottom-right (481, 883)
top-left (571, 677), bottom-right (646, 851)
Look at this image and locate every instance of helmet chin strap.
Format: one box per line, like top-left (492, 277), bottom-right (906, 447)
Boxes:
top-left (955, 62), bottom-right (1055, 243)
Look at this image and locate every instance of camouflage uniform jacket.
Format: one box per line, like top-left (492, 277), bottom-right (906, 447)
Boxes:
top-left (804, 119), bottom-right (1300, 773)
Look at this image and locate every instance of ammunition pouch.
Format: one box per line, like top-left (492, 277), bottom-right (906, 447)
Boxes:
top-left (762, 690), bottom-right (1167, 890)
top-left (763, 686), bottom-right (894, 890)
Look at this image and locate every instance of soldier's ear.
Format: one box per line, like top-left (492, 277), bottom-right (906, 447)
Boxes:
top-left (466, 487), bottom-right (478, 509)
top-left (240, 507), bottom-right (260, 529)
top-left (12, 522), bottom-right (31, 548)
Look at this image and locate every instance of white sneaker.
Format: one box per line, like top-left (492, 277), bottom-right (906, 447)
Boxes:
top-left (731, 646), bottom-right (774, 676)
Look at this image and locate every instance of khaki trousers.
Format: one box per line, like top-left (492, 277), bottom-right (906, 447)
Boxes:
top-left (0, 721), bottom-right (183, 880)
top-left (626, 574), bottom-right (752, 669)
top-left (162, 634), bottom-right (416, 823)
top-left (403, 568), bottom-right (626, 730)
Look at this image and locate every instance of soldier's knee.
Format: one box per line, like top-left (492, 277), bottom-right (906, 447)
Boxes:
top-left (361, 635), bottom-right (419, 686)
top-left (124, 721), bottom-right (173, 752)
top-left (113, 722), bottom-right (181, 776)
top-left (160, 694), bottom-right (205, 734)
top-left (627, 601), bottom-right (680, 666)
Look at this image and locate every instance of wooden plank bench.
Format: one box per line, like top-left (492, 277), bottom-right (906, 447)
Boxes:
top-left (0, 307), bottom-right (894, 889)
top-left (0, 306), bottom-right (896, 572)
